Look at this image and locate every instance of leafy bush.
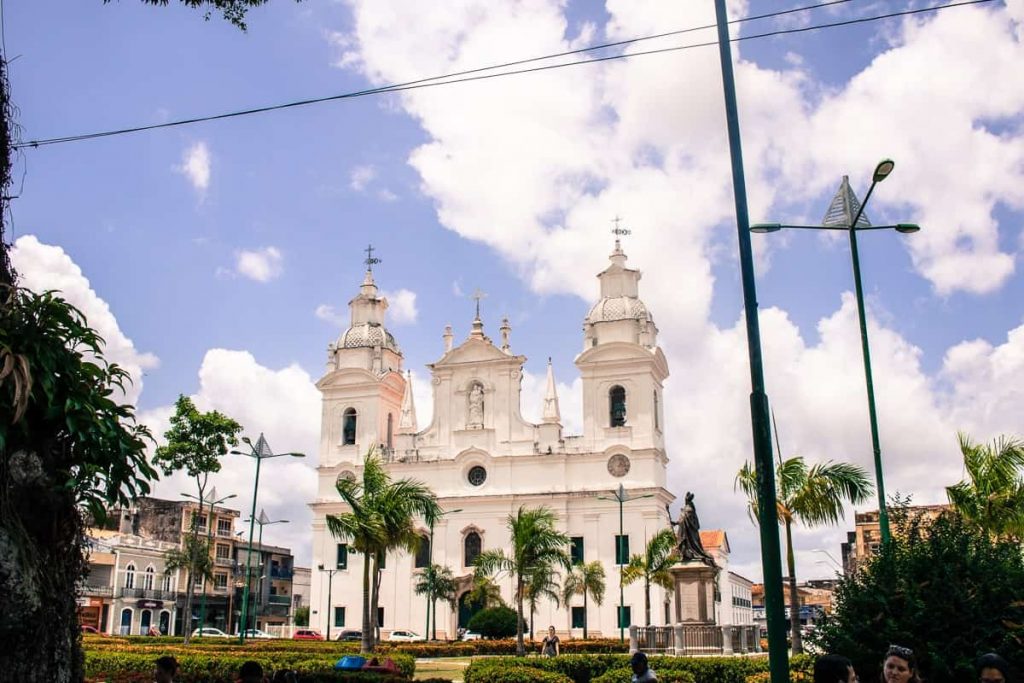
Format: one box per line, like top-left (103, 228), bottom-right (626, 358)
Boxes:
top-left (810, 510), bottom-right (1024, 682)
top-left (592, 668), bottom-right (696, 683)
top-left (463, 655), bottom-right (771, 683)
top-left (467, 605), bottom-right (519, 639)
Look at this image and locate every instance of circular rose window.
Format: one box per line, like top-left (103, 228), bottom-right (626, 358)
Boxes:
top-left (468, 465), bottom-right (487, 486)
top-left (336, 470), bottom-right (356, 486)
top-left (607, 454), bottom-right (631, 477)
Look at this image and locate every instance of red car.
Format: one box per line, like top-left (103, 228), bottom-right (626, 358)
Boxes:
top-left (292, 629), bottom-right (324, 641)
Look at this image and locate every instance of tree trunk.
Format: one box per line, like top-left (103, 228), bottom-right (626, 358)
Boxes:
top-left (431, 596), bottom-right (437, 640)
top-left (582, 589), bottom-right (588, 640)
top-left (785, 520), bottom-right (803, 654)
top-left (515, 576), bottom-right (525, 656)
top-left (360, 551), bottom-right (372, 652)
top-left (644, 575), bottom-right (651, 626)
top-left (370, 553), bottom-right (383, 649)
top-left (529, 603), bottom-right (535, 642)
top-left (182, 568), bottom-right (194, 644)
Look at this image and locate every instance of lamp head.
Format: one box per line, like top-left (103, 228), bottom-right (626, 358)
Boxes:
top-left (895, 223), bottom-right (920, 234)
top-left (290, 452), bottom-right (306, 458)
top-left (317, 563), bottom-right (324, 571)
top-left (873, 159), bottom-right (895, 183)
top-left (750, 223), bottom-right (782, 234)
top-left (242, 436), bottom-right (252, 445)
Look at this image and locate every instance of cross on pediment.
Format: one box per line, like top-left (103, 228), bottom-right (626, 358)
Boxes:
top-left (472, 288), bottom-right (487, 319)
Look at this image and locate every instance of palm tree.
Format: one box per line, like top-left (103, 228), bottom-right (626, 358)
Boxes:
top-left (473, 506), bottom-right (571, 656)
top-left (523, 562), bottom-right (562, 642)
top-left (327, 450), bottom-right (440, 652)
top-left (736, 456), bottom-right (872, 654)
top-left (947, 432), bottom-right (1024, 541)
top-left (621, 529), bottom-right (677, 626)
top-left (466, 574), bottom-right (504, 608)
top-left (163, 533), bottom-right (214, 642)
top-left (413, 564), bottom-right (458, 640)
top-left (561, 560), bottom-right (605, 639)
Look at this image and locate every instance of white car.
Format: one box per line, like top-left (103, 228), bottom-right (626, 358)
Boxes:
top-left (242, 628), bottom-right (276, 639)
top-left (191, 627), bottom-right (230, 638)
top-left (387, 629), bottom-right (423, 642)
top-left (460, 630), bottom-right (482, 641)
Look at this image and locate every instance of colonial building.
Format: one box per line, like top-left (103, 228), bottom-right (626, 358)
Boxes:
top-left (698, 530), bottom-right (754, 627)
top-left (309, 241), bottom-right (677, 639)
top-left (840, 504), bottom-right (951, 574)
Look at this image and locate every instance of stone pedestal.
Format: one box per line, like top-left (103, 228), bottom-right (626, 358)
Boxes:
top-left (670, 561), bottom-right (718, 624)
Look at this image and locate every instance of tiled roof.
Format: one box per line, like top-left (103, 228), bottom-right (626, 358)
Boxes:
top-left (700, 529), bottom-right (726, 549)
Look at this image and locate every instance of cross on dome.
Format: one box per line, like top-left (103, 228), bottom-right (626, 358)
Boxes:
top-left (364, 244), bottom-right (382, 271)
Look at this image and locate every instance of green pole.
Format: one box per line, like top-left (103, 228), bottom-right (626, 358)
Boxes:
top-left (250, 520), bottom-right (265, 635)
top-left (845, 184), bottom-right (892, 546)
top-left (238, 453), bottom-right (262, 644)
top-left (198, 495), bottom-right (214, 633)
top-left (426, 521), bottom-right (433, 641)
top-left (712, 2), bottom-right (789, 681)
top-left (618, 494), bottom-right (624, 643)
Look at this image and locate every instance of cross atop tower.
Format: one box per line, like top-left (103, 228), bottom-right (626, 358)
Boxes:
top-left (611, 216), bottom-right (631, 238)
top-left (472, 288), bottom-right (487, 320)
top-left (364, 244), bottom-right (382, 271)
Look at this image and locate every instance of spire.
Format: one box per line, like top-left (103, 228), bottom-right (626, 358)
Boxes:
top-left (500, 317), bottom-right (511, 352)
top-left (822, 176), bottom-right (872, 228)
top-left (610, 216), bottom-right (631, 267)
top-left (542, 357), bottom-right (561, 424)
top-left (469, 288), bottom-right (488, 341)
top-left (443, 324), bottom-right (454, 353)
top-left (399, 370), bottom-right (418, 433)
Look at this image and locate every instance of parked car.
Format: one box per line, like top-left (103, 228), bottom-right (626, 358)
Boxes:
top-left (292, 629), bottom-right (324, 641)
top-left (460, 630), bottom-right (482, 641)
top-left (336, 629), bottom-right (362, 642)
top-left (386, 629), bottom-right (423, 642)
top-left (242, 628), bottom-right (276, 639)
top-left (191, 627), bottom-right (230, 638)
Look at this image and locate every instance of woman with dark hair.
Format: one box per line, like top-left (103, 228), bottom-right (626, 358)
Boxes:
top-left (976, 653), bottom-right (1011, 683)
top-left (881, 645), bottom-right (922, 683)
top-left (814, 654), bottom-right (857, 683)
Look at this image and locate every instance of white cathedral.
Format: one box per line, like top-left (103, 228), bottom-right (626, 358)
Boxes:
top-left (309, 240), bottom-right (680, 639)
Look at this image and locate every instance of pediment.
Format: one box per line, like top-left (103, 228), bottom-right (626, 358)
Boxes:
top-left (432, 338), bottom-right (524, 367)
top-left (316, 366), bottom-right (381, 389)
top-left (576, 342), bottom-right (663, 365)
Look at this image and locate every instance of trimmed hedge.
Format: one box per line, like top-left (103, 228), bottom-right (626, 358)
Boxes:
top-left (464, 654), bottom-right (781, 683)
top-left (592, 669), bottom-right (696, 683)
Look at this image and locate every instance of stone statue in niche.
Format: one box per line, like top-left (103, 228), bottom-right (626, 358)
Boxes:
top-left (467, 382), bottom-right (484, 428)
top-left (668, 492), bottom-right (716, 566)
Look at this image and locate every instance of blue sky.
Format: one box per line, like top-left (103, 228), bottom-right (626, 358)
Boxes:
top-left (6, 0), bottom-right (1024, 579)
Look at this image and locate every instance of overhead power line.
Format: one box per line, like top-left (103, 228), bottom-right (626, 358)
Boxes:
top-left (15, 0), bottom-right (992, 150)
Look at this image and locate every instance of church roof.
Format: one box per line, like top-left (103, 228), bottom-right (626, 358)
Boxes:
top-left (338, 322), bottom-right (400, 353)
top-left (585, 295), bottom-right (651, 324)
top-left (700, 529), bottom-right (727, 551)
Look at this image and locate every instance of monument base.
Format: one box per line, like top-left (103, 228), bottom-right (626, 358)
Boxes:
top-left (670, 561), bottom-right (718, 624)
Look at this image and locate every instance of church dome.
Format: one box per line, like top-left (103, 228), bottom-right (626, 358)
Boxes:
top-left (586, 295), bottom-right (651, 324)
top-left (338, 322), bottom-right (400, 354)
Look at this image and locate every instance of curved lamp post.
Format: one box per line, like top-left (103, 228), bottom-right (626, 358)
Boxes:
top-left (318, 563), bottom-right (339, 640)
top-left (597, 484), bottom-right (654, 643)
top-left (181, 487), bottom-right (237, 636)
top-left (242, 509), bottom-right (289, 636)
top-left (752, 159), bottom-right (920, 547)
top-left (231, 433), bottom-right (304, 643)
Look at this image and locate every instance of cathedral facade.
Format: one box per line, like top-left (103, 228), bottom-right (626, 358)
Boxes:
top-left (308, 241), bottom-right (675, 639)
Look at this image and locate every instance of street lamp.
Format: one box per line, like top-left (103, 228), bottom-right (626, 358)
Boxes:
top-left (751, 159), bottom-right (920, 546)
top-left (242, 509), bottom-right (289, 637)
top-left (231, 433), bottom-right (304, 643)
top-left (426, 507), bottom-right (462, 640)
top-left (317, 563), bottom-right (339, 641)
top-left (596, 483), bottom-right (654, 642)
top-left (181, 487), bottom-right (237, 636)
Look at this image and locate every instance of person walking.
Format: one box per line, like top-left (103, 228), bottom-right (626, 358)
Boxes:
top-left (541, 626), bottom-right (560, 657)
top-left (881, 645), bottom-right (921, 683)
top-left (630, 652), bottom-right (657, 683)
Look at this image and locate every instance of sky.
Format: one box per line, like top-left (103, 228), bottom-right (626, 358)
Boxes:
top-left (5, 0), bottom-right (1024, 583)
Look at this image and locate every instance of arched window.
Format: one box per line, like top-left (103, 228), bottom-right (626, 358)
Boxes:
top-left (144, 566), bottom-right (155, 590)
top-left (139, 609), bottom-right (152, 635)
top-left (119, 608), bottom-right (132, 636)
top-left (653, 390), bottom-right (660, 431)
top-left (162, 573), bottom-right (172, 592)
top-left (342, 408), bottom-right (357, 446)
top-left (609, 386), bottom-right (627, 427)
top-left (387, 413), bottom-right (394, 449)
top-left (464, 532), bottom-right (482, 567)
top-left (414, 534), bottom-right (430, 569)
top-left (124, 563), bottom-right (136, 589)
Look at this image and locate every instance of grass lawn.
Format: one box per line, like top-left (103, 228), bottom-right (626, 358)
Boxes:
top-left (414, 656), bottom-right (473, 682)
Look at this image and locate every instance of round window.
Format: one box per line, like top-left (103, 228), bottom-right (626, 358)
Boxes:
top-left (468, 465), bottom-right (487, 486)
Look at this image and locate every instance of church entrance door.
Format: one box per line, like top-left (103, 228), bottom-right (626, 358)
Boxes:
top-left (457, 592), bottom-right (482, 629)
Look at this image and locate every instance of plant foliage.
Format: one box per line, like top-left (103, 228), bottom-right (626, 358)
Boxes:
top-left (946, 431), bottom-right (1024, 540)
top-left (467, 605), bottom-right (520, 640)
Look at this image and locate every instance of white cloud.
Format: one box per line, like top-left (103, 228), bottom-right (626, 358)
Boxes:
top-left (376, 188), bottom-right (399, 202)
top-left (11, 235), bottom-right (159, 406)
top-left (174, 141), bottom-right (211, 194)
top-left (381, 288), bottom-right (418, 325)
top-left (314, 303), bottom-right (346, 327)
top-left (235, 246), bottom-right (284, 282)
top-left (141, 349), bottom-right (321, 564)
top-left (333, 0), bottom-right (1024, 581)
top-left (349, 164), bottom-right (376, 191)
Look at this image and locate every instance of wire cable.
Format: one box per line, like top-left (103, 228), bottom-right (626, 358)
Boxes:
top-left (15, 0), bottom-right (993, 150)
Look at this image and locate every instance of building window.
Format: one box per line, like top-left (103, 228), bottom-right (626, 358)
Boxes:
top-left (342, 408), bottom-right (357, 446)
top-left (571, 606), bottom-right (586, 629)
top-left (377, 607), bottom-right (385, 628)
top-left (216, 544), bottom-right (231, 560)
top-left (467, 466), bottom-right (487, 487)
top-left (215, 573), bottom-right (228, 590)
top-left (144, 566), bottom-right (155, 590)
top-left (387, 413), bottom-right (394, 449)
top-left (195, 514), bottom-right (208, 533)
top-left (653, 390), bottom-right (660, 431)
top-left (162, 574), bottom-right (172, 592)
top-left (464, 532), bottom-right (482, 567)
top-left (217, 519), bottom-right (232, 537)
top-left (124, 563), bottom-right (136, 589)
top-left (615, 535), bottom-right (630, 565)
top-left (415, 535), bottom-right (430, 569)
top-left (336, 544), bottom-right (348, 570)
top-left (609, 386), bottom-right (627, 427)
top-left (570, 537), bottom-right (584, 565)
top-left (334, 606), bottom-right (346, 628)
top-left (617, 606), bottom-right (632, 629)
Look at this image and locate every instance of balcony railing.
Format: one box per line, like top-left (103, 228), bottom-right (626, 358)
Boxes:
top-left (267, 594), bottom-right (292, 605)
top-left (116, 587), bottom-right (178, 601)
top-left (215, 557), bottom-right (234, 567)
top-left (82, 585), bottom-right (113, 597)
top-left (270, 567), bottom-right (293, 580)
